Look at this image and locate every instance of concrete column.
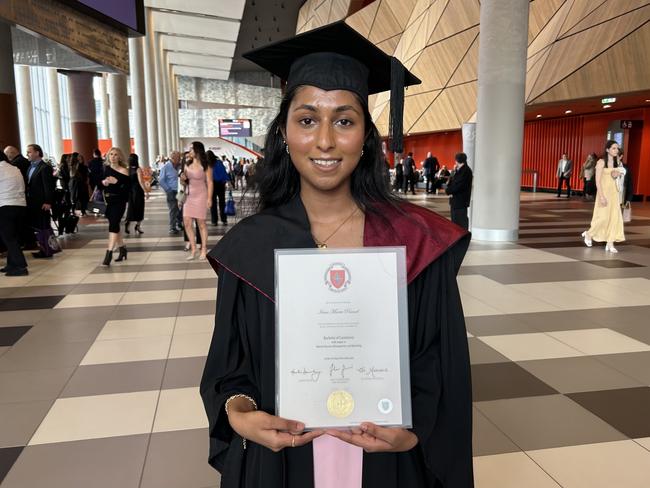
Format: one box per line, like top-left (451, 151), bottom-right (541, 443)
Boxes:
top-left (0, 22), bottom-right (20, 148)
top-left (169, 70), bottom-right (179, 150)
top-left (108, 73), bottom-right (131, 155)
top-left (67, 71), bottom-right (98, 160)
top-left (100, 74), bottom-right (110, 139)
top-left (161, 48), bottom-right (172, 155)
top-left (462, 122), bottom-right (476, 171)
top-left (46, 68), bottom-right (64, 161)
top-left (143, 9), bottom-right (159, 162)
top-left (15, 65), bottom-right (35, 147)
top-left (472, 0), bottom-right (530, 241)
top-left (153, 30), bottom-right (167, 155)
top-left (129, 37), bottom-right (149, 166)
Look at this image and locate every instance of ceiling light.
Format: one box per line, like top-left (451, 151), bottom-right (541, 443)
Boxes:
top-left (646, 99), bottom-right (650, 102)
top-left (603, 104), bottom-right (611, 109)
top-left (601, 97), bottom-right (616, 104)
top-left (565, 110), bottom-right (572, 114)
top-left (536, 114), bottom-right (542, 118)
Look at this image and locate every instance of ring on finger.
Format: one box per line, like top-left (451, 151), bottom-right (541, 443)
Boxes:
top-left (291, 435), bottom-right (296, 448)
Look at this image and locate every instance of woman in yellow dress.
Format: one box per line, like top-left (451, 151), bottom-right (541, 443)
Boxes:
top-left (581, 140), bottom-right (625, 252)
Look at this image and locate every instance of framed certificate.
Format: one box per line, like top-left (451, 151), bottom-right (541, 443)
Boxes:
top-left (275, 247), bottom-right (412, 429)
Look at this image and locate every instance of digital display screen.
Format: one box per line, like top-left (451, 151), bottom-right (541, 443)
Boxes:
top-left (61, 0), bottom-right (144, 34)
top-left (219, 119), bottom-right (253, 138)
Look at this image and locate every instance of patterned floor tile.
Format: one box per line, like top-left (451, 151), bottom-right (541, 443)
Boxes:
top-left (527, 440), bottom-right (650, 488)
top-left (140, 429), bottom-right (219, 488)
top-left (0, 368), bottom-right (75, 403)
top-left (0, 446), bottom-right (23, 485)
top-left (0, 435), bottom-right (149, 488)
top-left (80, 335), bottom-right (172, 365)
top-left (465, 315), bottom-right (539, 337)
top-left (475, 394), bottom-right (626, 451)
top-left (152, 387), bottom-right (208, 432)
top-left (0, 326), bottom-right (32, 347)
top-left (471, 362), bottom-right (558, 402)
top-left (473, 452), bottom-right (562, 488)
top-left (161, 357), bottom-right (205, 389)
top-left (567, 387), bottom-right (650, 439)
top-left (168, 332), bottom-right (212, 359)
top-left (0, 296), bottom-right (65, 311)
top-left (96, 316), bottom-right (176, 340)
top-left (478, 333), bottom-right (584, 361)
top-left (547, 328), bottom-right (650, 355)
top-left (54, 292), bottom-right (124, 309)
top-left (0, 340), bottom-right (92, 372)
top-left (0, 400), bottom-right (54, 447)
top-left (468, 338), bottom-right (510, 364)
top-left (60, 360), bottom-right (166, 397)
top-left (472, 407), bottom-right (519, 457)
top-left (29, 391), bottom-right (159, 445)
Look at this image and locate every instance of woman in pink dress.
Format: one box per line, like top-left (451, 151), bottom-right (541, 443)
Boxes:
top-left (180, 141), bottom-right (213, 260)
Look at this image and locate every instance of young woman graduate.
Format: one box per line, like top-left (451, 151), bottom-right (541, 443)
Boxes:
top-left (201, 21), bottom-right (474, 488)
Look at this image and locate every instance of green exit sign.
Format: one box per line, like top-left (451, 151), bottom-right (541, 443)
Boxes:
top-left (601, 97), bottom-right (616, 104)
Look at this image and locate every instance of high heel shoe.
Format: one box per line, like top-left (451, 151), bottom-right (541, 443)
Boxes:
top-left (605, 244), bottom-right (618, 253)
top-left (581, 231), bottom-right (592, 247)
top-left (115, 246), bottom-right (128, 262)
top-left (186, 251), bottom-right (196, 261)
top-left (134, 223), bottom-right (144, 235)
top-left (102, 250), bottom-right (113, 267)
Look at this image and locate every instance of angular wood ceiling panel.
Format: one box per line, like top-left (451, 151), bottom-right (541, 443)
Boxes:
top-left (448, 33), bottom-right (479, 86)
top-left (330, 0), bottom-right (351, 21)
top-left (428, 0), bottom-right (479, 45)
top-left (393, 12), bottom-right (427, 63)
top-left (385, 0), bottom-right (420, 30)
top-left (528, 6), bottom-right (650, 100)
top-left (345, 0), bottom-right (380, 38)
top-left (557, 0), bottom-right (608, 37)
top-left (528, 0), bottom-right (567, 43)
top-left (369, 1), bottom-right (405, 44)
top-left (525, 45), bottom-right (554, 100)
top-left (409, 89), bottom-right (464, 133)
top-left (403, 90), bottom-right (441, 132)
top-left (563, 0), bottom-right (650, 37)
top-left (528, 0), bottom-right (574, 56)
top-left (532, 23), bottom-right (650, 103)
top-left (405, 0), bottom-right (437, 31)
top-left (377, 34), bottom-right (401, 55)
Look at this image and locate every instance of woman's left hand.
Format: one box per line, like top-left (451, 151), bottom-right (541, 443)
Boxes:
top-left (326, 423), bottom-right (418, 453)
top-left (206, 198), bottom-right (212, 209)
top-left (611, 170), bottom-right (620, 178)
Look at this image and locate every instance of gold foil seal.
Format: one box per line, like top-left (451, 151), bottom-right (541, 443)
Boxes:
top-left (326, 390), bottom-right (355, 418)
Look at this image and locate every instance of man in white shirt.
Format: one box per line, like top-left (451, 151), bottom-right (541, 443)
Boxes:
top-left (556, 152), bottom-right (573, 198)
top-left (0, 153), bottom-right (29, 276)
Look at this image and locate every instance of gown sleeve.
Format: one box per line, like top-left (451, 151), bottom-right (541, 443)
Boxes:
top-left (408, 235), bottom-right (473, 487)
top-left (200, 268), bottom-right (261, 471)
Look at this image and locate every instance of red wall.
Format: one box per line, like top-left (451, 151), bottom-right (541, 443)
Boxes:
top-left (401, 107), bottom-right (650, 198)
top-left (62, 138), bottom-right (135, 156)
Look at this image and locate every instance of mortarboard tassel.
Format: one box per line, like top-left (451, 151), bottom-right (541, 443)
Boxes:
top-left (388, 56), bottom-right (405, 154)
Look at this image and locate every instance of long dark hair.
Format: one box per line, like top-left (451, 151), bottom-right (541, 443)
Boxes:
top-left (257, 86), bottom-right (400, 213)
top-left (191, 141), bottom-right (208, 170)
top-left (603, 140), bottom-right (619, 168)
top-left (128, 153), bottom-right (139, 176)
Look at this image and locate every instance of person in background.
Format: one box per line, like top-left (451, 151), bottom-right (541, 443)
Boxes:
top-left (69, 152), bottom-right (90, 215)
top-left (393, 157), bottom-right (404, 192)
top-left (445, 152), bottom-right (473, 230)
top-left (159, 150), bottom-right (182, 234)
top-left (403, 151), bottom-right (416, 194)
top-left (180, 151), bottom-right (202, 251)
top-left (618, 149), bottom-right (633, 206)
top-left (581, 140), bottom-right (625, 253)
top-left (435, 164), bottom-right (451, 192)
top-left (100, 147), bottom-right (131, 266)
top-left (124, 153), bottom-right (148, 235)
top-left (233, 158), bottom-right (243, 190)
top-left (3, 146), bottom-right (29, 186)
top-left (581, 153), bottom-right (597, 201)
top-left (209, 150), bottom-right (230, 226)
top-left (556, 152), bottom-right (573, 198)
top-left (0, 151), bottom-right (29, 276)
top-left (87, 148), bottom-right (104, 192)
top-left (26, 144), bottom-right (56, 258)
top-left (58, 153), bottom-right (71, 203)
top-left (180, 142), bottom-right (213, 260)
top-left (423, 152), bottom-right (439, 194)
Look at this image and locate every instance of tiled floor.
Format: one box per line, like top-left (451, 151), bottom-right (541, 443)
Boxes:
top-left (1, 190), bottom-right (650, 487)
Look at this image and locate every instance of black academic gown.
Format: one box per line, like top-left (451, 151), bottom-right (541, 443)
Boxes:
top-left (202, 196), bottom-right (473, 488)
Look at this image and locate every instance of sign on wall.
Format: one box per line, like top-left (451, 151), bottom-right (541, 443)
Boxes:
top-left (620, 120), bottom-right (643, 129)
top-left (219, 119), bottom-right (253, 138)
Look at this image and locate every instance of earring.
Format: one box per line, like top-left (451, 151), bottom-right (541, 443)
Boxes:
top-left (283, 140), bottom-right (290, 155)
top-left (360, 149), bottom-right (364, 157)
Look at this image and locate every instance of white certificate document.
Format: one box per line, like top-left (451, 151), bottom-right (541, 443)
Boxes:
top-left (275, 247), bottom-right (412, 429)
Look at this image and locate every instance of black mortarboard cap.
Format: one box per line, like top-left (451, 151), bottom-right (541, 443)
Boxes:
top-left (243, 20), bottom-right (421, 154)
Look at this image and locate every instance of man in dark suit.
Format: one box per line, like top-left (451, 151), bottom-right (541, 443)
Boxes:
top-left (556, 152), bottom-right (573, 198)
top-left (25, 144), bottom-right (56, 258)
top-left (403, 152), bottom-right (417, 195)
top-left (4, 145), bottom-right (29, 186)
top-left (87, 148), bottom-right (104, 192)
top-left (445, 152), bottom-right (473, 230)
top-left (422, 151), bottom-right (439, 194)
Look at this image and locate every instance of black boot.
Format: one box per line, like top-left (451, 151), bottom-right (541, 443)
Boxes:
top-left (124, 222), bottom-right (130, 235)
top-left (134, 223), bottom-right (144, 235)
top-left (115, 246), bottom-right (128, 262)
top-left (102, 250), bottom-right (113, 266)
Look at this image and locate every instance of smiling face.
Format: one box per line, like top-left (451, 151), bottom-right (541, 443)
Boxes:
top-left (607, 143), bottom-right (619, 159)
top-left (284, 86), bottom-right (366, 195)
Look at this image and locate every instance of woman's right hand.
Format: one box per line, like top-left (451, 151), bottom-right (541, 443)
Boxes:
top-left (228, 405), bottom-right (323, 452)
top-left (599, 195), bottom-right (608, 207)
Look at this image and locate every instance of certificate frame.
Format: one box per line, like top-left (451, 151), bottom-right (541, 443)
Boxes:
top-left (274, 247), bottom-right (412, 430)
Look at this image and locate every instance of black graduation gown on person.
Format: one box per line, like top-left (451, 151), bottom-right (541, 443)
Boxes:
top-left (126, 170), bottom-right (145, 222)
top-left (201, 196), bottom-right (473, 488)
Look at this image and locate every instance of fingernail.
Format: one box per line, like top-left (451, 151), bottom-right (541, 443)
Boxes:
top-left (296, 422), bottom-right (304, 431)
top-left (361, 424), bottom-right (368, 431)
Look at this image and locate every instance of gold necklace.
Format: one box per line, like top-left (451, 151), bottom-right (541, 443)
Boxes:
top-left (312, 207), bottom-right (359, 249)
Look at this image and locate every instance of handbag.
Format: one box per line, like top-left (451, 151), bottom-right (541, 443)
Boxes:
top-left (176, 184), bottom-right (187, 204)
top-left (622, 202), bottom-right (632, 223)
top-left (225, 190), bottom-right (236, 216)
top-left (91, 188), bottom-right (105, 204)
top-left (34, 227), bottom-right (61, 257)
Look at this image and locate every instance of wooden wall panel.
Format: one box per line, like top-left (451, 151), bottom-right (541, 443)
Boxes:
top-left (557, 0), bottom-right (608, 37)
